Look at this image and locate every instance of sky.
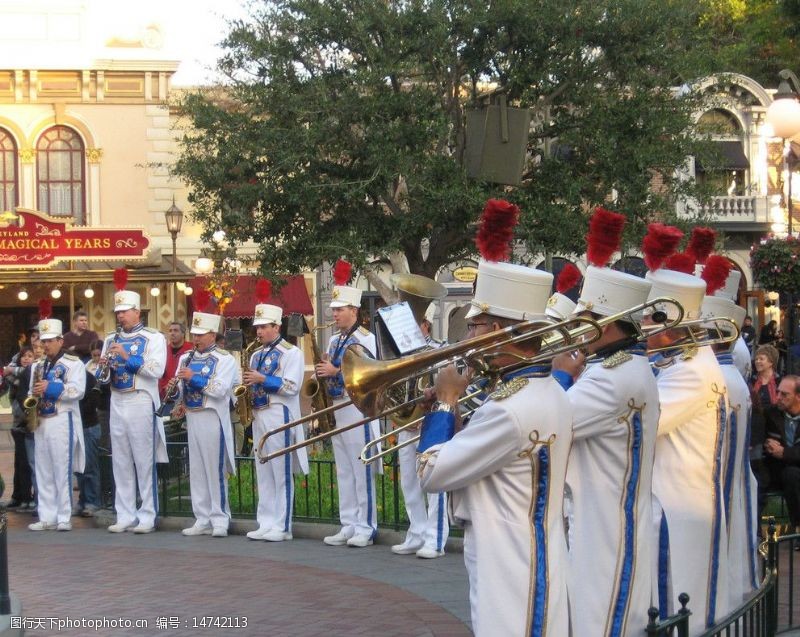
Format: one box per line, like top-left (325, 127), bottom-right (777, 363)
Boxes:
top-left (149, 0), bottom-right (249, 86)
top-left (0, 0), bottom-right (250, 86)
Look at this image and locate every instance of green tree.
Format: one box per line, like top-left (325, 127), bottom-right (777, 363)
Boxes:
top-left (173, 0), bottom-right (723, 289)
top-left (701, 0), bottom-right (800, 86)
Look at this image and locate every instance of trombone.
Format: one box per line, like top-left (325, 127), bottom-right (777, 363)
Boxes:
top-left (359, 296), bottom-right (687, 465)
top-left (255, 314), bottom-right (606, 464)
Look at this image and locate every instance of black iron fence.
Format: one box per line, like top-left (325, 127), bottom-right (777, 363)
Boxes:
top-left (98, 436), bottom-right (412, 529)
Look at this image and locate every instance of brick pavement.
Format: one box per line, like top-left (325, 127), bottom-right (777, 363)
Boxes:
top-left (0, 423), bottom-right (472, 637)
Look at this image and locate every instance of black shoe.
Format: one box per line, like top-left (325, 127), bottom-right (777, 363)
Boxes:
top-left (4, 500), bottom-right (20, 509)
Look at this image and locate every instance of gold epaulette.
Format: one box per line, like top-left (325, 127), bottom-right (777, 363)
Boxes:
top-left (216, 348), bottom-right (231, 356)
top-left (142, 326), bottom-right (158, 334)
top-left (680, 345), bottom-right (698, 361)
top-left (62, 353), bottom-right (79, 361)
top-left (357, 326), bottom-right (371, 336)
top-left (280, 339), bottom-right (294, 349)
top-left (602, 350), bottom-right (632, 369)
top-left (489, 377), bottom-right (529, 401)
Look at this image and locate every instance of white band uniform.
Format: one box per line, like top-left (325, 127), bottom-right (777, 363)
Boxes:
top-left (249, 338), bottom-right (308, 539)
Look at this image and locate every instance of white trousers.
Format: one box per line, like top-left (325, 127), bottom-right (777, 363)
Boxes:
top-left (331, 399), bottom-right (378, 538)
top-left (398, 429), bottom-right (448, 551)
top-left (253, 405), bottom-right (295, 533)
top-left (34, 414), bottom-right (76, 525)
top-left (187, 410), bottom-right (231, 530)
top-left (110, 391), bottom-right (159, 528)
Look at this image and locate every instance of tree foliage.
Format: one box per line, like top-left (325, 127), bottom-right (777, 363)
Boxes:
top-left (701, 0), bottom-right (800, 86)
top-left (173, 0), bottom-right (724, 282)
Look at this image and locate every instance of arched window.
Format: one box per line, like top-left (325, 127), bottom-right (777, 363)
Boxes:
top-left (0, 129), bottom-right (18, 211)
top-left (36, 126), bottom-right (85, 224)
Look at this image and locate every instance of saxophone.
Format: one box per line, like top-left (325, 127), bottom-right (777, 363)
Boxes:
top-left (301, 321), bottom-right (336, 434)
top-left (234, 339), bottom-right (261, 428)
top-left (23, 357), bottom-right (46, 433)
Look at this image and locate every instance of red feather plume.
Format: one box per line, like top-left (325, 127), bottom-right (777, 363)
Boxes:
top-left (38, 298), bottom-right (52, 319)
top-left (665, 252), bottom-right (696, 274)
top-left (701, 255), bottom-right (732, 295)
top-left (474, 198), bottom-right (520, 262)
top-left (113, 267), bottom-right (128, 291)
top-left (255, 279), bottom-right (272, 304)
top-left (193, 289), bottom-right (211, 313)
top-left (586, 206), bottom-right (625, 267)
top-left (686, 227), bottom-right (716, 265)
top-left (641, 223), bottom-right (684, 271)
top-left (332, 259), bottom-right (353, 286)
top-left (556, 263), bottom-right (582, 294)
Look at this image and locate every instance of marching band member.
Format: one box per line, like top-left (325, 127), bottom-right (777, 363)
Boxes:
top-left (417, 258), bottom-right (573, 637)
top-left (700, 283), bottom-right (760, 603)
top-left (392, 303), bottom-right (449, 559)
top-left (716, 270), bottom-right (751, 382)
top-left (179, 310), bottom-right (239, 538)
top-left (645, 248), bottom-right (731, 634)
top-left (28, 316), bottom-right (86, 532)
top-left (551, 208), bottom-right (659, 637)
top-left (102, 270), bottom-right (167, 534)
top-left (245, 297), bottom-right (308, 542)
top-left (316, 260), bottom-right (381, 548)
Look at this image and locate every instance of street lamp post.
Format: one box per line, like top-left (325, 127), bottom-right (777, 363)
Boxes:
top-left (766, 69), bottom-right (800, 373)
top-left (164, 197), bottom-right (184, 274)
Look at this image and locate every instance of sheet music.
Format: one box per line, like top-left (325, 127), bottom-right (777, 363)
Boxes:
top-left (377, 302), bottom-right (427, 355)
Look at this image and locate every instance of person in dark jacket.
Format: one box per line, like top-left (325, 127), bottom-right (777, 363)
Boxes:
top-left (74, 370), bottom-right (101, 516)
top-left (755, 375), bottom-right (800, 530)
top-left (4, 346), bottom-right (35, 509)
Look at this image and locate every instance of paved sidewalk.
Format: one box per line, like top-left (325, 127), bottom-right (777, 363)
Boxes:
top-left (0, 423), bottom-right (471, 637)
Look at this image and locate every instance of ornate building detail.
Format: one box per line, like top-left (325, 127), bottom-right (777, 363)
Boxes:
top-left (85, 148), bottom-right (103, 163)
top-left (18, 148), bottom-right (34, 163)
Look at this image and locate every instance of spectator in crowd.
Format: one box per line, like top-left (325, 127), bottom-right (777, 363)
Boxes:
top-left (86, 340), bottom-right (111, 451)
top-left (741, 315), bottom-right (757, 353)
top-left (752, 344), bottom-right (781, 408)
top-left (754, 376), bottom-right (800, 533)
top-left (4, 346), bottom-right (35, 509)
top-left (74, 369), bottom-right (101, 517)
top-left (62, 310), bottom-right (99, 363)
top-left (776, 330), bottom-right (789, 375)
top-left (159, 322), bottom-right (193, 401)
top-left (17, 339), bottom-right (45, 508)
top-left (759, 320), bottom-right (778, 346)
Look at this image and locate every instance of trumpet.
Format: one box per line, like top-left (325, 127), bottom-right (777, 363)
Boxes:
top-left (358, 296), bottom-right (687, 464)
top-left (256, 313), bottom-right (607, 464)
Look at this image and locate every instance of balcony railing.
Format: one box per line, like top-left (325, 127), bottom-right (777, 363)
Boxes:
top-left (687, 195), bottom-right (771, 224)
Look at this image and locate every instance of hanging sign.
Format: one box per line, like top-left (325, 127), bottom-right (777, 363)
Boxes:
top-left (0, 208), bottom-right (150, 269)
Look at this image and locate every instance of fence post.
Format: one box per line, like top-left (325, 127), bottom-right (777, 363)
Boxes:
top-left (676, 593), bottom-right (691, 637)
top-left (645, 607), bottom-right (660, 636)
top-left (767, 517), bottom-right (778, 637)
top-left (0, 505), bottom-right (10, 615)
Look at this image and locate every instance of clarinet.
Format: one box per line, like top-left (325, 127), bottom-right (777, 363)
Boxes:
top-left (156, 348), bottom-right (196, 418)
top-left (95, 326), bottom-right (122, 386)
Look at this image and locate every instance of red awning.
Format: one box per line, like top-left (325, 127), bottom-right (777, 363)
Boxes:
top-left (187, 274), bottom-right (313, 318)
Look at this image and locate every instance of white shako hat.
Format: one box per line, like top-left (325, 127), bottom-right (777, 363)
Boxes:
top-left (575, 265), bottom-right (652, 321)
top-left (330, 285), bottom-right (362, 308)
top-left (113, 290), bottom-right (140, 312)
top-left (37, 318), bottom-right (63, 340)
top-left (465, 260), bottom-right (554, 321)
top-left (190, 311), bottom-right (222, 335)
top-left (645, 269), bottom-right (706, 321)
top-left (545, 292), bottom-right (576, 321)
top-left (701, 295), bottom-right (747, 331)
top-left (253, 304), bottom-right (282, 326)
top-left (423, 302), bottom-right (436, 324)
top-left (714, 269), bottom-right (741, 302)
